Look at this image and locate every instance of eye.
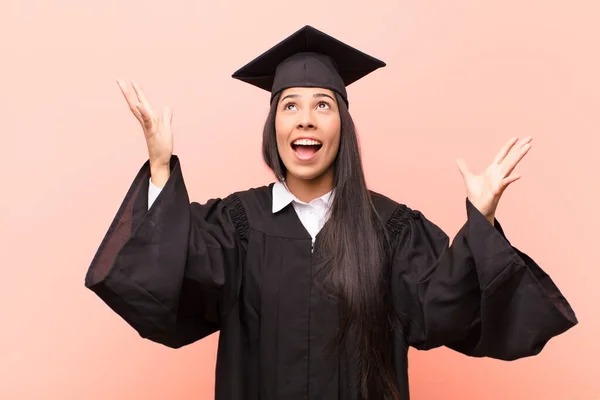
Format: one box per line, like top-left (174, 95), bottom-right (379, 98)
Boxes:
top-left (317, 102), bottom-right (330, 109)
top-left (284, 103), bottom-right (297, 111)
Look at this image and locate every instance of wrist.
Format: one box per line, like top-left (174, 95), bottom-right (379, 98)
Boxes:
top-left (150, 163), bottom-right (170, 188)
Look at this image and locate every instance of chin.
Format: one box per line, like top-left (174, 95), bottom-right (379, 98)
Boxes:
top-left (285, 164), bottom-right (332, 182)
top-left (278, 145), bottom-right (336, 183)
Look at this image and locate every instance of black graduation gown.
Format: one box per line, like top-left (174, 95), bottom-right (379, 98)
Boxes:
top-left (85, 156), bottom-right (577, 400)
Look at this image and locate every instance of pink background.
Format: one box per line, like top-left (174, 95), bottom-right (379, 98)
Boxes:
top-left (1, 1), bottom-right (598, 399)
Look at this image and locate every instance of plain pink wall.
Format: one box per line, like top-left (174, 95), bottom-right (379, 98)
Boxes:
top-left (1, 1), bottom-right (597, 399)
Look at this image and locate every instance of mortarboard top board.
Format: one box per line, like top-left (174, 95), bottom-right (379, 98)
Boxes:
top-left (231, 25), bottom-right (386, 107)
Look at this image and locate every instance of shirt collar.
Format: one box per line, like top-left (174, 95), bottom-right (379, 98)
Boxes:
top-left (272, 181), bottom-right (333, 213)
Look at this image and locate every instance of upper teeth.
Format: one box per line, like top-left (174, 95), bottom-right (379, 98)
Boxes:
top-left (293, 139), bottom-right (321, 146)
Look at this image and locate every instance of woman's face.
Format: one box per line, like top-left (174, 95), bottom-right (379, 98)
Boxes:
top-left (274, 87), bottom-right (341, 182)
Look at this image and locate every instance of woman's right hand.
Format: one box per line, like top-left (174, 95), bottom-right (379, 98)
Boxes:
top-left (117, 80), bottom-right (173, 186)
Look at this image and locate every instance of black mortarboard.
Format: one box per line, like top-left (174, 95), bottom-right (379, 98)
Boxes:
top-left (231, 25), bottom-right (386, 107)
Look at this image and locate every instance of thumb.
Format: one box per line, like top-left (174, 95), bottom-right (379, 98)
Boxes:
top-left (163, 106), bottom-right (173, 125)
top-left (456, 158), bottom-right (470, 179)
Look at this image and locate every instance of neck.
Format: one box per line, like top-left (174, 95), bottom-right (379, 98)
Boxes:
top-left (284, 169), bottom-right (333, 203)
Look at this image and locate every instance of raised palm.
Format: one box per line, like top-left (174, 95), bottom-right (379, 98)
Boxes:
top-left (456, 136), bottom-right (533, 222)
top-left (117, 80), bottom-right (173, 170)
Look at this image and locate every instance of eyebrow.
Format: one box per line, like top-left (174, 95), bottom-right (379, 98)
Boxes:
top-left (280, 93), bottom-right (336, 102)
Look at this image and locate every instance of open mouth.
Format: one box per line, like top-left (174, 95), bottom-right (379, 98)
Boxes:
top-left (291, 138), bottom-right (323, 160)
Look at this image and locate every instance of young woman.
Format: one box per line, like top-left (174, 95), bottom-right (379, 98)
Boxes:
top-left (85, 26), bottom-right (577, 400)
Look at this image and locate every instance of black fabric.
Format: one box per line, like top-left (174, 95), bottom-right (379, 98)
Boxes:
top-left (231, 25), bottom-right (386, 106)
top-left (85, 155), bottom-right (578, 399)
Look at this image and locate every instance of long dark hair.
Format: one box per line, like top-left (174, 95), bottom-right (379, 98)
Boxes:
top-left (262, 92), bottom-right (400, 400)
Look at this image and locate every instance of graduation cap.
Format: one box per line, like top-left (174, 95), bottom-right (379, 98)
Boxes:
top-left (231, 25), bottom-right (386, 107)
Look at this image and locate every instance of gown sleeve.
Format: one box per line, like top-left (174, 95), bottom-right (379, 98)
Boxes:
top-left (84, 155), bottom-right (247, 349)
top-left (388, 199), bottom-right (578, 360)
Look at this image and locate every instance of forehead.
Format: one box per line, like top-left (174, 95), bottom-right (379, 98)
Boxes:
top-left (279, 87), bottom-right (336, 98)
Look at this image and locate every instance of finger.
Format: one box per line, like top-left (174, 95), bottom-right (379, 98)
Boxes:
top-left (502, 142), bottom-right (532, 176)
top-left (136, 102), bottom-right (154, 131)
top-left (456, 158), bottom-right (470, 178)
top-left (131, 81), bottom-right (155, 117)
top-left (117, 79), bottom-right (143, 121)
top-left (520, 136), bottom-right (533, 149)
top-left (501, 173), bottom-right (521, 187)
top-left (493, 136), bottom-right (519, 164)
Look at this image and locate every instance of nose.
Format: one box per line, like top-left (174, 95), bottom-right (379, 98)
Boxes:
top-left (297, 109), bottom-right (316, 130)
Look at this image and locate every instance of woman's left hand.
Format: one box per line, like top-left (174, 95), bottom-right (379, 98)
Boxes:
top-left (456, 136), bottom-right (533, 224)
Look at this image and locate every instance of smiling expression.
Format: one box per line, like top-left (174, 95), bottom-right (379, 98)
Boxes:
top-left (274, 87), bottom-right (341, 182)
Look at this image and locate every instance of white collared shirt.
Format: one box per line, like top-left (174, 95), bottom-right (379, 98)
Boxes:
top-left (271, 181), bottom-right (333, 241)
top-left (148, 178), bottom-right (333, 242)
